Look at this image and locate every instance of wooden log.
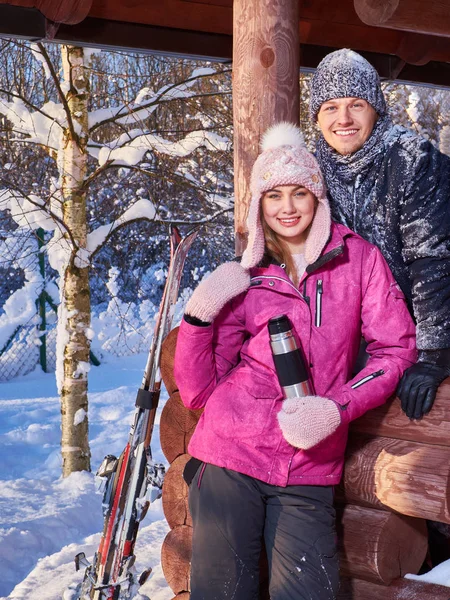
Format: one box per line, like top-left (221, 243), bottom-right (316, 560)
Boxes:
top-left (338, 576), bottom-right (450, 599)
top-left (341, 434), bottom-right (450, 523)
top-left (337, 504), bottom-right (428, 585)
top-left (351, 378), bottom-right (450, 446)
top-left (160, 392), bottom-right (203, 464)
top-left (4, 0), bottom-right (93, 24)
top-left (233, 0), bottom-right (300, 253)
top-left (354, 0), bottom-right (450, 38)
top-left (161, 327), bottom-right (180, 396)
top-left (161, 525), bottom-right (192, 595)
top-left (162, 453), bottom-right (192, 529)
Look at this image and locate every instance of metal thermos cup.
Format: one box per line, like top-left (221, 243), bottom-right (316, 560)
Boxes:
top-left (268, 315), bottom-right (312, 398)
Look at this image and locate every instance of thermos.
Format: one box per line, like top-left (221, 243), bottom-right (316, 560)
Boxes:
top-left (268, 315), bottom-right (312, 398)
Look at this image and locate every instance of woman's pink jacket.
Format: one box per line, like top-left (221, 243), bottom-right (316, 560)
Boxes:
top-left (174, 223), bottom-right (417, 487)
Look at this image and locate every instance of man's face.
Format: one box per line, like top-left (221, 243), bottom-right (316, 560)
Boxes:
top-left (317, 97), bottom-right (378, 155)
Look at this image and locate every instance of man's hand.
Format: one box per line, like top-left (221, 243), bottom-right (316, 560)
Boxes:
top-left (397, 362), bottom-right (450, 419)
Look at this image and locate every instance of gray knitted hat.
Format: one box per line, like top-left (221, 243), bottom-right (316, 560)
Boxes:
top-left (309, 49), bottom-right (387, 121)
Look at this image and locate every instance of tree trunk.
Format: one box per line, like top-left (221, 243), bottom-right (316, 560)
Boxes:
top-left (59, 45), bottom-right (91, 476)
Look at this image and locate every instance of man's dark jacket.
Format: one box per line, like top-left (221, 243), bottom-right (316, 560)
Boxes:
top-left (318, 126), bottom-right (450, 352)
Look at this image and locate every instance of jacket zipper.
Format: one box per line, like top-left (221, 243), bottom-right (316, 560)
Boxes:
top-left (303, 279), bottom-right (309, 306)
top-left (315, 279), bottom-right (323, 327)
top-left (351, 369), bottom-right (385, 389)
top-left (250, 275), bottom-right (304, 299)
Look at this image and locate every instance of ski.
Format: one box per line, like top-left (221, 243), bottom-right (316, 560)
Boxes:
top-left (75, 225), bottom-right (199, 600)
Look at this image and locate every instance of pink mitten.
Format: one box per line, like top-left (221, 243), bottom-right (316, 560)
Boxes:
top-left (277, 396), bottom-right (342, 450)
top-left (185, 261), bottom-right (250, 322)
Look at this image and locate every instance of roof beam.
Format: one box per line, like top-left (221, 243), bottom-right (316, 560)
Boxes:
top-left (1, 0), bottom-right (92, 24)
top-left (354, 0), bottom-right (450, 38)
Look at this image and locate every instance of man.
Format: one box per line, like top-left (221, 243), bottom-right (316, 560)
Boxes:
top-left (310, 48), bottom-right (450, 422)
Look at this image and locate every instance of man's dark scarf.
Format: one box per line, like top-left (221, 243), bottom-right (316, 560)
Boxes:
top-left (315, 115), bottom-right (398, 228)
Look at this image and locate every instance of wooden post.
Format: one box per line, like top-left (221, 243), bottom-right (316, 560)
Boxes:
top-left (354, 0), bottom-right (450, 38)
top-left (233, 0), bottom-right (300, 255)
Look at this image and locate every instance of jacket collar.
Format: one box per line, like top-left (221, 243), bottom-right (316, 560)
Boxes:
top-left (255, 222), bottom-right (351, 274)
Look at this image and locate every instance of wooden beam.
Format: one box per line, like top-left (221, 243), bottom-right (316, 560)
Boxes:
top-left (355, 0), bottom-right (450, 38)
top-left (337, 504), bottom-right (428, 585)
top-left (161, 525), bottom-right (192, 594)
top-left (352, 379), bottom-right (450, 446)
top-left (0, 4), bottom-right (45, 37)
top-left (84, 0), bottom-right (450, 64)
top-left (56, 18), bottom-right (232, 61)
top-left (162, 453), bottom-right (192, 529)
top-left (1, 0), bottom-right (92, 24)
top-left (232, 0), bottom-right (300, 254)
top-left (341, 434), bottom-right (450, 523)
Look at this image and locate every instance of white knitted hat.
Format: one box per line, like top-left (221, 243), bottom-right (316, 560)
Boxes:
top-left (240, 122), bottom-right (331, 269)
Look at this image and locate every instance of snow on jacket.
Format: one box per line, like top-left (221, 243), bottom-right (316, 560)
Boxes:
top-left (174, 223), bottom-right (417, 487)
top-left (316, 123), bottom-right (450, 352)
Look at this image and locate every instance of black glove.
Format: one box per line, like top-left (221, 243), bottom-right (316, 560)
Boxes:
top-left (397, 352), bottom-right (450, 419)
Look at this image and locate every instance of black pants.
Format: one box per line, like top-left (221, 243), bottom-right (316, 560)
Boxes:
top-left (188, 463), bottom-right (339, 600)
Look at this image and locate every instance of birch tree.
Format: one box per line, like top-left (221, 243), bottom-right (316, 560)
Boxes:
top-left (0, 41), bottom-right (232, 476)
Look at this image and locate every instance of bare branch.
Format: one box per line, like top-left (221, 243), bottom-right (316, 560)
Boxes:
top-left (90, 208), bottom-right (233, 258)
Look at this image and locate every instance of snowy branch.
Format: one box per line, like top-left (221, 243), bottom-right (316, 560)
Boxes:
top-left (36, 43), bottom-right (77, 142)
top-left (89, 68), bottom-right (231, 134)
top-left (89, 206), bottom-right (233, 258)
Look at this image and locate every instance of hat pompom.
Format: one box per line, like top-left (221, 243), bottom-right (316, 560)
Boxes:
top-left (261, 122), bottom-right (306, 152)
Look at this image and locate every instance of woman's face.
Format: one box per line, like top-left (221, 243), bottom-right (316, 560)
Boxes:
top-left (261, 185), bottom-right (316, 253)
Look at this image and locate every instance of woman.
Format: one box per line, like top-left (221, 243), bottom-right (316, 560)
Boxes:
top-left (174, 122), bottom-right (416, 600)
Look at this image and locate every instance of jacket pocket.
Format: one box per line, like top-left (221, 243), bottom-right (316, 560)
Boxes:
top-left (315, 279), bottom-right (323, 327)
top-left (351, 369), bottom-right (385, 389)
top-left (208, 369), bottom-right (280, 439)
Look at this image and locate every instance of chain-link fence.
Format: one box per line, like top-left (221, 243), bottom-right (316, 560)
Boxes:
top-left (0, 319), bottom-right (55, 381)
top-left (0, 287), bottom-right (192, 380)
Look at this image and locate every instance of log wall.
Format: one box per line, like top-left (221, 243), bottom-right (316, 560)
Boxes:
top-left (160, 327), bottom-right (203, 595)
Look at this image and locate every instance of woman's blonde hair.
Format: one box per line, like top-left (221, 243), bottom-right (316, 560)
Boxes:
top-left (262, 217), bottom-right (299, 285)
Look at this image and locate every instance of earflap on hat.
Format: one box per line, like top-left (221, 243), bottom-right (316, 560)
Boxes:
top-left (240, 192), bottom-right (266, 269)
top-left (304, 196), bottom-right (331, 264)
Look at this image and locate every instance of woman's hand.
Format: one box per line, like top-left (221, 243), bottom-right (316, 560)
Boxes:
top-left (277, 396), bottom-right (342, 449)
top-left (185, 261), bottom-right (250, 323)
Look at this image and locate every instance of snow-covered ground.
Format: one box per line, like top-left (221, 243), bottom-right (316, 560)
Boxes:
top-left (0, 354), bottom-right (172, 600)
